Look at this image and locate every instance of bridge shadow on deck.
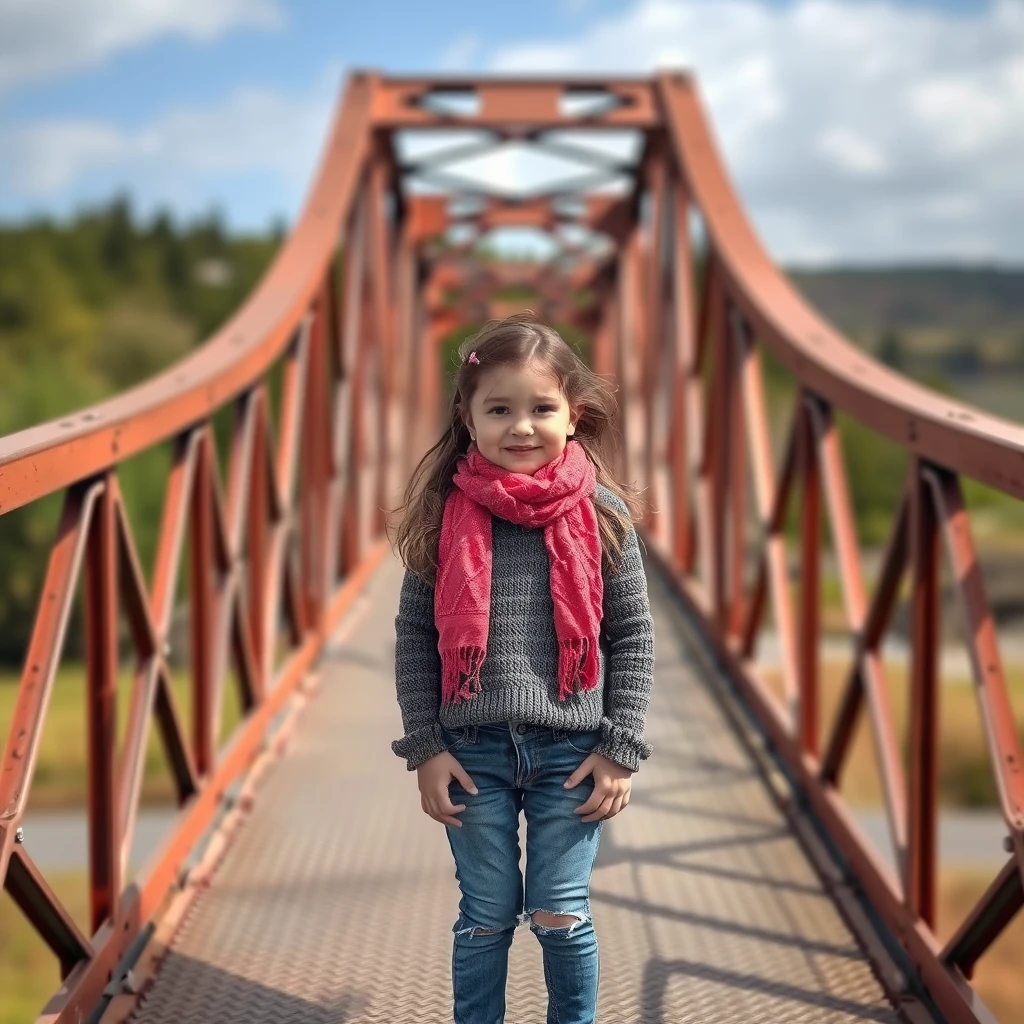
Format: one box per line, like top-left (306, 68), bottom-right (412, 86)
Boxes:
top-left (126, 554), bottom-right (904, 1024)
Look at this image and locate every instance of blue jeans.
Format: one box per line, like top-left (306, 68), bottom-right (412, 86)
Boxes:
top-left (441, 720), bottom-right (604, 1024)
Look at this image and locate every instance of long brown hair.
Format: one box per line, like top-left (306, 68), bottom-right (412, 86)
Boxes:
top-left (389, 313), bottom-right (644, 584)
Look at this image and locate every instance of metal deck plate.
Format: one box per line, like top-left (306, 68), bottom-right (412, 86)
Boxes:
top-left (128, 554), bottom-right (902, 1023)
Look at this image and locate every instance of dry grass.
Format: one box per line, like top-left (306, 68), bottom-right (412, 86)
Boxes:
top-left (0, 663), bottom-right (245, 809)
top-left (758, 659), bottom-right (1024, 808)
top-left (0, 871), bottom-right (89, 1024)
top-left (755, 659), bottom-right (1024, 1019)
top-left (938, 868), bottom-right (1024, 1023)
top-left (2, 868), bottom-right (1018, 1022)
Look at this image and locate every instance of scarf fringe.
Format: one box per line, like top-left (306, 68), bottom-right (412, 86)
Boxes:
top-left (558, 637), bottom-right (599, 701)
top-left (442, 640), bottom-right (598, 704)
top-left (441, 646), bottom-right (487, 705)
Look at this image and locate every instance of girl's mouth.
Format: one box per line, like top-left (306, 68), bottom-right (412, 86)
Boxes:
top-left (506, 445), bottom-right (538, 452)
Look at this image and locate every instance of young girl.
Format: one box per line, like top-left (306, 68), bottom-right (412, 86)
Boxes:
top-left (389, 314), bottom-right (655, 1024)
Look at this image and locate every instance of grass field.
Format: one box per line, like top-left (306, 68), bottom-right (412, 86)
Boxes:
top-left (1, 652), bottom-right (1020, 1019)
top-left (936, 867), bottom-right (1024, 1024)
top-left (0, 663), bottom-right (245, 809)
top-left (759, 659), bottom-right (1024, 808)
top-left (1, 867), bottom-right (1018, 1022)
top-left (2, 650), bottom-right (1021, 814)
top-left (1, 872), bottom-right (89, 1024)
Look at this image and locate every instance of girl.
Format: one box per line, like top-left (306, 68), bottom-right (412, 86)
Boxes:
top-left (389, 313), bottom-right (655, 1024)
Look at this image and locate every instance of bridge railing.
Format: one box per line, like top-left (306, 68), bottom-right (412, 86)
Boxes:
top-left (3, 69), bottom-right (1022, 1024)
top-left (619, 70), bottom-right (1023, 1024)
top-left (0, 72), bottom-right (431, 1023)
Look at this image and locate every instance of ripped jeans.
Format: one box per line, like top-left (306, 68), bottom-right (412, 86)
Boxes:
top-left (441, 720), bottom-right (604, 1024)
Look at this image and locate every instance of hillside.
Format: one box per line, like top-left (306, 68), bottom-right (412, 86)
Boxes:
top-left (787, 265), bottom-right (1024, 354)
top-left (1, 202), bottom-right (1022, 664)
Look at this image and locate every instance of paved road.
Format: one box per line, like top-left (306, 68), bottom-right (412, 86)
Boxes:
top-left (19, 809), bottom-right (177, 872)
top-left (754, 630), bottom-right (1024, 681)
top-left (851, 810), bottom-right (1010, 870)
top-left (21, 806), bottom-right (1009, 876)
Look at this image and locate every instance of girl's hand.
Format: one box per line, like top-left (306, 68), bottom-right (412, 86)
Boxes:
top-left (417, 751), bottom-right (478, 827)
top-left (565, 753), bottom-right (632, 822)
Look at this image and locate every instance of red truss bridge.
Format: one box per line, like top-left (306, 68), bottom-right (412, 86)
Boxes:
top-left (1, 72), bottom-right (1023, 1024)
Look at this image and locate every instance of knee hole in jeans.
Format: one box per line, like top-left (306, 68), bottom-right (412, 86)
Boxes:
top-left (453, 917), bottom-right (517, 940)
top-left (525, 909), bottom-right (591, 936)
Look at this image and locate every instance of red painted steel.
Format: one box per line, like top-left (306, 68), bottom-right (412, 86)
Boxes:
top-left (84, 475), bottom-right (120, 935)
top-left (726, 315), bottom-right (748, 641)
top-left (798, 400), bottom-right (822, 757)
top-left (1, 71), bottom-right (1021, 1024)
top-left (908, 462), bottom-right (941, 929)
top-left (651, 71), bottom-right (1024, 1023)
top-left (655, 73), bottom-right (1024, 498)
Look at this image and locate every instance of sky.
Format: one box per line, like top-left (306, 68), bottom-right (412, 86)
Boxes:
top-left (0, 0), bottom-right (1020, 265)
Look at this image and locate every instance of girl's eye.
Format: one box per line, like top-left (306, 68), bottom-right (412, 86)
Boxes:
top-left (486, 405), bottom-right (555, 414)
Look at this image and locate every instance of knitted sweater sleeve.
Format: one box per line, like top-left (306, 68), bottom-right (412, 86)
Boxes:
top-left (592, 488), bottom-right (656, 772)
top-left (391, 567), bottom-right (448, 771)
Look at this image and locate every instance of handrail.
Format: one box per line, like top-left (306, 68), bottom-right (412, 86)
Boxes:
top-left (0, 73), bottom-right (375, 516)
top-left (2, 69), bottom-right (1021, 1024)
top-left (646, 70), bottom-right (1024, 1024)
top-left (0, 69), bottom-right (426, 1024)
top-left (656, 71), bottom-right (1024, 503)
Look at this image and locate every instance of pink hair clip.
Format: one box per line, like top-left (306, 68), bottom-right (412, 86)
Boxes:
top-left (467, 351), bottom-right (480, 365)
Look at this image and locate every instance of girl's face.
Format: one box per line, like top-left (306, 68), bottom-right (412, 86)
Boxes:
top-left (464, 360), bottom-right (579, 475)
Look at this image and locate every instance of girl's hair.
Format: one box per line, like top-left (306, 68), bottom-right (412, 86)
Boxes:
top-left (388, 312), bottom-right (644, 584)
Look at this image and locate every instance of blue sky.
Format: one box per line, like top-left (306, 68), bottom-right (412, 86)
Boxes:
top-left (0, 0), bottom-right (1019, 264)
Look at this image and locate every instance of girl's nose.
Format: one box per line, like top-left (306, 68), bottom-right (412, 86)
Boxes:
top-left (511, 415), bottom-right (534, 435)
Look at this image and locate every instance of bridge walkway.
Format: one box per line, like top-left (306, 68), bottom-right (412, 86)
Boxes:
top-left (123, 553), bottom-right (904, 1024)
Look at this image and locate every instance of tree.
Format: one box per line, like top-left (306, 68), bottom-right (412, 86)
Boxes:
top-left (945, 336), bottom-right (981, 376)
top-left (101, 193), bottom-right (136, 278)
top-left (877, 328), bottom-right (906, 370)
top-left (0, 196), bottom-right (279, 665)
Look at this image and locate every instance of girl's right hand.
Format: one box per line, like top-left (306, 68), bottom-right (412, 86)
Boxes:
top-left (417, 751), bottom-right (478, 827)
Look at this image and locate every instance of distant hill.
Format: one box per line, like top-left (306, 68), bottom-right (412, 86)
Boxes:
top-left (784, 266), bottom-right (1024, 338)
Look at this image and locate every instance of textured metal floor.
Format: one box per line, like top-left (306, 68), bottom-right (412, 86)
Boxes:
top-left (127, 553), bottom-right (903, 1024)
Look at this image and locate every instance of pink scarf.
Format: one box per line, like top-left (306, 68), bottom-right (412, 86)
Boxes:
top-left (435, 440), bottom-right (604, 705)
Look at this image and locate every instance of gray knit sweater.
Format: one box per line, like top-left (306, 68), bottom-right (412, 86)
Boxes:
top-left (391, 485), bottom-right (655, 773)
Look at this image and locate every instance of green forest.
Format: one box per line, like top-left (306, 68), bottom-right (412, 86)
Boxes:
top-left (1, 198), bottom-right (1023, 666)
top-left (0, 198), bottom-right (280, 662)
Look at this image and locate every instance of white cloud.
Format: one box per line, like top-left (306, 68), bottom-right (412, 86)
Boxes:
top-left (6, 121), bottom-right (158, 195)
top-left (0, 69), bottom-right (338, 225)
top-left (437, 32), bottom-right (482, 71)
top-left (818, 127), bottom-right (888, 178)
top-left (0, 0), bottom-right (284, 97)
top-left (483, 0), bottom-right (1024, 264)
top-left (4, 0), bottom-right (1023, 263)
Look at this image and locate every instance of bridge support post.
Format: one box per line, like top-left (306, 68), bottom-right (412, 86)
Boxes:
top-left (907, 458), bottom-right (940, 929)
top-left (797, 396), bottom-right (821, 757)
top-left (85, 473), bottom-right (120, 933)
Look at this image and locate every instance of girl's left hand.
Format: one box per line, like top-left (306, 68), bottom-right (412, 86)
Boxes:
top-left (564, 753), bottom-right (632, 822)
